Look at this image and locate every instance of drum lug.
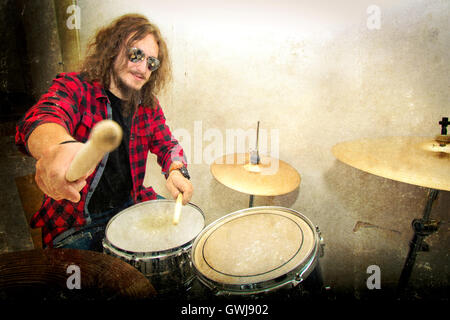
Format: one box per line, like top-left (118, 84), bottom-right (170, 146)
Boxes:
top-left (182, 246), bottom-right (192, 254)
top-left (131, 255), bottom-right (141, 269)
top-left (316, 226), bottom-right (325, 257)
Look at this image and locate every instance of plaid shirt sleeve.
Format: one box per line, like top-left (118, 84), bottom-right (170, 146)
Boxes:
top-left (149, 98), bottom-right (187, 175)
top-left (14, 73), bottom-right (98, 247)
top-left (15, 73), bottom-right (83, 155)
top-left (128, 98), bottom-right (188, 202)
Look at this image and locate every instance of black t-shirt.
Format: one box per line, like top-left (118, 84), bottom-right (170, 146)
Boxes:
top-left (88, 90), bottom-right (133, 214)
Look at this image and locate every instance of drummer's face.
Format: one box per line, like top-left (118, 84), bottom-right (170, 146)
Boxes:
top-left (113, 33), bottom-right (159, 92)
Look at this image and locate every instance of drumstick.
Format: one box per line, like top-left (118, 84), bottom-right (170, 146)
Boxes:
top-left (173, 193), bottom-right (183, 225)
top-left (65, 120), bottom-right (123, 182)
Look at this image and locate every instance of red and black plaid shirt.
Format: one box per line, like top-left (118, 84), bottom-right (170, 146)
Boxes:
top-left (15, 72), bottom-right (186, 247)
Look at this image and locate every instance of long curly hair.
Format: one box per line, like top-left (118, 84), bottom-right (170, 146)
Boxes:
top-left (80, 14), bottom-right (171, 109)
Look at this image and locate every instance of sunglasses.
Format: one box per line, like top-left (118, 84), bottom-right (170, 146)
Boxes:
top-left (128, 47), bottom-right (160, 72)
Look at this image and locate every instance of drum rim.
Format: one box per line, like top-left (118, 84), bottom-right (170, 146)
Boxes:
top-left (194, 250), bottom-right (320, 295)
top-left (191, 206), bottom-right (320, 294)
top-left (104, 199), bottom-right (205, 257)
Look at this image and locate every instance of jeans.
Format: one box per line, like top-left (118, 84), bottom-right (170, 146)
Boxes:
top-left (52, 199), bottom-right (134, 251)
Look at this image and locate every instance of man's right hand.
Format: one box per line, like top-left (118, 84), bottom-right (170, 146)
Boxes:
top-left (34, 141), bottom-right (88, 203)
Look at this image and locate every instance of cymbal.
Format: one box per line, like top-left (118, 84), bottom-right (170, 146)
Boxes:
top-left (0, 248), bottom-right (156, 301)
top-left (210, 153), bottom-right (301, 196)
top-left (332, 136), bottom-right (450, 191)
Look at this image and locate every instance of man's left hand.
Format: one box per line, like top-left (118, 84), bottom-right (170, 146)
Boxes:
top-left (166, 169), bottom-right (193, 205)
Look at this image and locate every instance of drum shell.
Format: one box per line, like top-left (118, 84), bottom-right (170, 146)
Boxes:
top-left (191, 206), bottom-right (325, 296)
top-left (102, 238), bottom-right (195, 293)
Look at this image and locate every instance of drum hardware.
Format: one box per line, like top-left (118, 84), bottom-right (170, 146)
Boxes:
top-left (438, 117), bottom-right (448, 135)
top-left (294, 257), bottom-right (317, 284)
top-left (397, 188), bottom-right (441, 294)
top-left (249, 121), bottom-right (261, 207)
top-left (197, 273), bottom-right (305, 297)
top-left (316, 226), bottom-right (325, 258)
top-left (432, 117), bottom-right (449, 148)
top-left (332, 117), bottom-right (449, 295)
top-left (130, 254), bottom-right (140, 266)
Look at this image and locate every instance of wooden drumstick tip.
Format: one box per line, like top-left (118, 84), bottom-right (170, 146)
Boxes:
top-left (173, 193), bottom-right (183, 225)
top-left (65, 120), bottom-right (123, 182)
top-left (90, 119), bottom-right (123, 152)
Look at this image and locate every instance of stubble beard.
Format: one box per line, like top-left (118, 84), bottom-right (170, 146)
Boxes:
top-left (111, 68), bottom-right (143, 117)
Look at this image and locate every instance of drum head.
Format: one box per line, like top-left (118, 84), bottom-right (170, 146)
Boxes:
top-left (105, 200), bottom-right (204, 253)
top-left (192, 207), bottom-right (318, 288)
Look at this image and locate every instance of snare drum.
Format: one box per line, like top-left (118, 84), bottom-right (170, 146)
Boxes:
top-left (191, 206), bottom-right (324, 296)
top-left (102, 200), bottom-right (205, 294)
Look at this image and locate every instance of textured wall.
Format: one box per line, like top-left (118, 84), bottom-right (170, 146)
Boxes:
top-left (16, 0), bottom-right (63, 99)
top-left (77, 0), bottom-right (449, 297)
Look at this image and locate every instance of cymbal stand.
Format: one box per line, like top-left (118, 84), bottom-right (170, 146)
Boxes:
top-left (249, 195), bottom-right (255, 208)
top-left (398, 118), bottom-right (448, 295)
top-left (397, 188), bottom-right (440, 295)
top-left (249, 121), bottom-right (260, 208)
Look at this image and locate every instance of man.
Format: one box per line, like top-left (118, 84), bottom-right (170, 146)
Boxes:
top-left (15, 14), bottom-right (193, 251)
